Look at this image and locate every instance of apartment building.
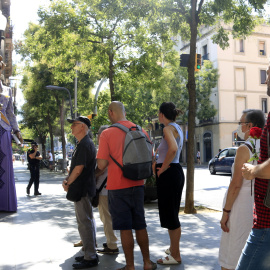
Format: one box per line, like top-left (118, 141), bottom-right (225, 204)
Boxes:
top-left (0, 0), bottom-right (12, 82)
top-left (178, 24), bottom-right (270, 162)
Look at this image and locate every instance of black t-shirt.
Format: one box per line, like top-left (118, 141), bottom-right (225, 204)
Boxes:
top-left (70, 135), bottom-right (96, 197)
top-left (27, 149), bottom-right (41, 165)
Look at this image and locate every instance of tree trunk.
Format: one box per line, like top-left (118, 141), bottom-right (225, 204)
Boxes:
top-left (184, 1), bottom-right (198, 214)
top-left (108, 52), bottom-right (115, 101)
top-left (60, 97), bottom-right (67, 172)
top-left (182, 122), bottom-right (187, 164)
top-left (41, 135), bottom-right (46, 160)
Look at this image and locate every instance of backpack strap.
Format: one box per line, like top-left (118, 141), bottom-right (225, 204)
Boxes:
top-left (97, 177), bottom-right (107, 193)
top-left (108, 123), bottom-right (141, 170)
top-left (109, 123), bottom-right (141, 133)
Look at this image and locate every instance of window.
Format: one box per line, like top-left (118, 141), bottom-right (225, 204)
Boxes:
top-left (239, 39), bottom-right (244, 52)
top-left (236, 96), bottom-right (246, 120)
top-left (259, 41), bottom-right (266, 56)
top-left (261, 70), bottom-right (267, 84)
top-left (236, 39), bottom-right (244, 53)
top-left (262, 98), bottom-right (268, 113)
top-left (219, 150), bottom-right (228, 158)
top-left (228, 149), bottom-right (236, 157)
top-left (235, 68), bottom-right (245, 90)
top-left (202, 45), bottom-right (208, 60)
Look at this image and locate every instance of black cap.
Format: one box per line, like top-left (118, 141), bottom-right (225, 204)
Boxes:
top-left (31, 141), bottom-right (38, 146)
top-left (67, 116), bottom-right (91, 128)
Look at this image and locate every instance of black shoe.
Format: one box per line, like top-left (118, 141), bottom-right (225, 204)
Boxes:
top-left (103, 243), bottom-right (107, 248)
top-left (75, 254), bottom-right (99, 263)
top-left (34, 192), bottom-right (42, 195)
top-left (26, 188), bottom-right (30, 195)
top-left (97, 246), bottom-right (119, 254)
top-left (72, 258), bottom-right (99, 269)
top-left (75, 256), bottom-right (84, 262)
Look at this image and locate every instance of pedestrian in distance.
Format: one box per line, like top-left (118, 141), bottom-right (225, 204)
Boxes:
top-left (62, 116), bottom-right (98, 269)
top-left (27, 141), bottom-right (42, 196)
top-left (0, 55), bottom-right (23, 212)
top-left (47, 150), bottom-right (53, 171)
top-left (219, 109), bottom-right (265, 270)
top-left (152, 102), bottom-right (185, 265)
top-left (197, 150), bottom-right (201, 165)
top-left (96, 101), bottom-right (156, 270)
top-left (21, 152), bottom-right (26, 165)
top-left (235, 92), bottom-right (270, 270)
top-left (96, 125), bottom-right (119, 255)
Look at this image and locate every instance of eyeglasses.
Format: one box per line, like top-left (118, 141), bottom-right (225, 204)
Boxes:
top-left (238, 122), bottom-right (249, 125)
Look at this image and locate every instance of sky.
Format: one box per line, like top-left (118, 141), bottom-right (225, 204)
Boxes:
top-left (11, 0), bottom-right (50, 39)
top-left (11, 0), bottom-right (51, 63)
top-left (10, 0), bottom-right (51, 116)
top-left (10, 0), bottom-right (107, 114)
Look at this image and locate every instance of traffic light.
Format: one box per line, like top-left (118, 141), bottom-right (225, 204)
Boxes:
top-left (180, 54), bottom-right (190, 67)
top-left (234, 132), bottom-right (238, 141)
top-left (87, 114), bottom-right (97, 120)
top-left (195, 54), bottom-right (201, 71)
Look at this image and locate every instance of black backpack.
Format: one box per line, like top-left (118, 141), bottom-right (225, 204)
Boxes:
top-left (109, 123), bottom-right (153, 180)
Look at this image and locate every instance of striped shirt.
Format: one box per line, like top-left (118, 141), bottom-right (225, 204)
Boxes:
top-left (253, 112), bottom-right (270, 228)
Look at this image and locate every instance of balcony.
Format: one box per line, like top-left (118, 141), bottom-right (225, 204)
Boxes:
top-left (199, 117), bottom-right (214, 125)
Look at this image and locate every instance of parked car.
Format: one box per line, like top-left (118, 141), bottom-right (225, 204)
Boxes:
top-left (208, 147), bottom-right (238, 175)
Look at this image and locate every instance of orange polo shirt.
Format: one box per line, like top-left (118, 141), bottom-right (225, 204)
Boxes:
top-left (97, 121), bottom-right (147, 190)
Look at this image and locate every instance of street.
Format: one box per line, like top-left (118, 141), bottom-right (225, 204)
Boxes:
top-left (183, 166), bottom-right (231, 211)
top-left (14, 161), bottom-right (230, 211)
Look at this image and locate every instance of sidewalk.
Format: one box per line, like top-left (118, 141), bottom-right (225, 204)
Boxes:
top-left (0, 161), bottom-right (222, 270)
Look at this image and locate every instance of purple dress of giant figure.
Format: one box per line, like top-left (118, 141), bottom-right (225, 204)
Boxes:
top-left (0, 59), bottom-right (22, 212)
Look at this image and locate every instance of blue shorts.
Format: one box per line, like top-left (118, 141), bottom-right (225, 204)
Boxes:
top-left (108, 186), bottom-right (146, 230)
top-left (236, 228), bottom-right (270, 270)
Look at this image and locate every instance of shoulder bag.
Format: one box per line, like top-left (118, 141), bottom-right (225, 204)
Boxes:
top-left (91, 177), bottom-right (107, 208)
top-left (66, 177), bottom-right (84, 202)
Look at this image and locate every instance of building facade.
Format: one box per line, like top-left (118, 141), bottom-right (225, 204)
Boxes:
top-left (178, 24), bottom-right (270, 163)
top-left (0, 0), bottom-right (12, 82)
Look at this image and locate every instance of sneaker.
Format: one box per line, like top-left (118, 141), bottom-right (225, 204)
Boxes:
top-left (97, 246), bottom-right (119, 254)
top-left (72, 258), bottom-right (99, 269)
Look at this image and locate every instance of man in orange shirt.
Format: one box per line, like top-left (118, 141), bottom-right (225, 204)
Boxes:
top-left (96, 101), bottom-right (156, 270)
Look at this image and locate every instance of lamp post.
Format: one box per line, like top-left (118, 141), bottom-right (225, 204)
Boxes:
top-left (74, 61), bottom-right (81, 118)
top-left (46, 85), bottom-right (75, 173)
top-left (45, 85), bottom-right (74, 119)
top-left (0, 10), bottom-right (7, 56)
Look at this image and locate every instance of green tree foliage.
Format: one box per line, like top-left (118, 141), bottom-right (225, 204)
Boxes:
top-left (196, 61), bottom-right (218, 121)
top-left (34, 0), bottom-right (175, 101)
top-left (161, 0), bottom-right (268, 213)
top-left (15, 0), bottom-right (178, 138)
top-left (19, 65), bottom-right (58, 157)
